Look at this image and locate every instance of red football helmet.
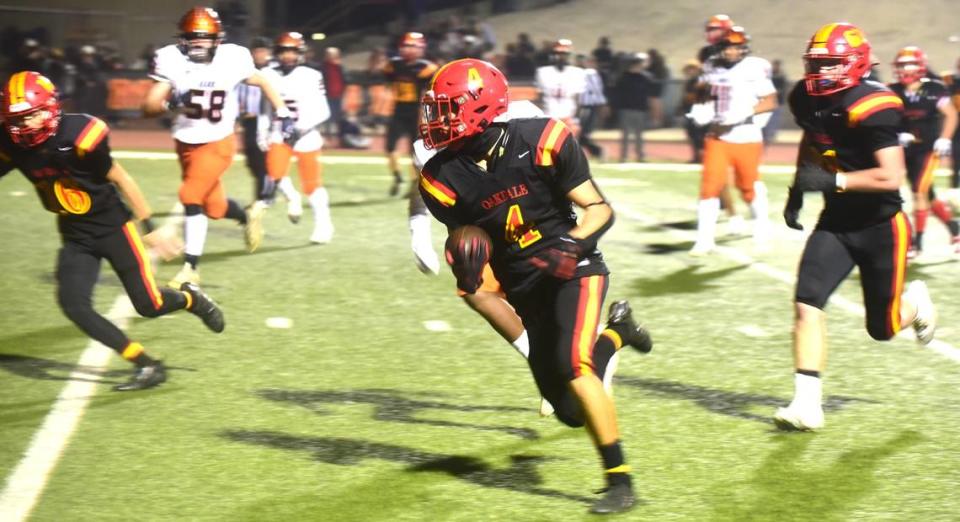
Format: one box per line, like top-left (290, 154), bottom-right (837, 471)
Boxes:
top-left (178, 7), bottom-right (224, 62)
top-left (705, 14), bottom-right (734, 44)
top-left (893, 46), bottom-right (928, 84)
top-left (1, 71), bottom-right (61, 147)
top-left (419, 59), bottom-right (509, 150)
top-left (803, 22), bottom-right (873, 96)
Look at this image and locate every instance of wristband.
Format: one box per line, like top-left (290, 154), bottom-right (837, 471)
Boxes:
top-left (836, 174), bottom-right (847, 192)
top-left (142, 218), bottom-right (156, 233)
top-left (275, 106), bottom-right (292, 119)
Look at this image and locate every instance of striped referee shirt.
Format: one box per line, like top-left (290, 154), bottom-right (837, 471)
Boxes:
top-left (580, 68), bottom-right (607, 107)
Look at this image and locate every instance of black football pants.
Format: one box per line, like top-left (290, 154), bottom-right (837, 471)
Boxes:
top-left (56, 223), bottom-right (187, 352)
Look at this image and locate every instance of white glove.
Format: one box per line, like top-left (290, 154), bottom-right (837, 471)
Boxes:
top-left (686, 102), bottom-right (714, 127)
top-left (897, 132), bottom-right (916, 147)
top-left (933, 137), bottom-right (952, 156)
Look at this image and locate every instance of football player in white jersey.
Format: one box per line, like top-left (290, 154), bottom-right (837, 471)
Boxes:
top-left (252, 32), bottom-right (333, 244)
top-left (142, 6), bottom-right (292, 287)
top-left (535, 39), bottom-right (586, 130)
top-left (689, 26), bottom-right (777, 256)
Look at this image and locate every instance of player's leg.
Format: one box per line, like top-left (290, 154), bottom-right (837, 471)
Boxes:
top-left (385, 117), bottom-right (405, 196)
top-left (774, 229), bottom-right (855, 431)
top-left (855, 212), bottom-right (935, 344)
top-left (692, 137), bottom-right (728, 255)
top-left (927, 183), bottom-right (960, 252)
top-left (731, 141), bottom-right (768, 246)
top-left (56, 241), bottom-right (165, 391)
top-left (241, 117), bottom-right (270, 202)
top-left (107, 222), bottom-right (224, 333)
top-left (297, 149), bottom-right (334, 244)
top-left (906, 149), bottom-right (931, 257)
top-left (173, 141), bottom-right (212, 286)
top-left (267, 143), bottom-right (301, 223)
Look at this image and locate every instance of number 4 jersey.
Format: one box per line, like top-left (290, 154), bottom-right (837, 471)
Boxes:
top-left (151, 43), bottom-right (256, 144)
top-left (419, 117), bottom-right (608, 298)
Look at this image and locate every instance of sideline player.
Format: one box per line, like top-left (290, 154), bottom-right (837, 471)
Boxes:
top-left (142, 6), bottom-right (293, 286)
top-left (535, 39), bottom-right (586, 133)
top-left (689, 26), bottom-right (777, 256)
top-left (888, 46), bottom-right (959, 257)
top-left (419, 58), bottom-right (654, 514)
top-left (775, 23), bottom-right (937, 431)
top-left (254, 31), bottom-right (333, 244)
top-left (1, 71), bottom-right (224, 391)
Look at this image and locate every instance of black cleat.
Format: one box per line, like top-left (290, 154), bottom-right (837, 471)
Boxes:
top-left (589, 483), bottom-right (636, 515)
top-left (114, 362), bottom-right (167, 391)
top-left (180, 282), bottom-right (225, 333)
top-left (607, 300), bottom-right (653, 353)
top-left (389, 172), bottom-right (404, 197)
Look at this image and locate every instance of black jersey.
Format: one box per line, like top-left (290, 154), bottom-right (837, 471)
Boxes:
top-left (888, 78), bottom-right (949, 146)
top-left (383, 57), bottom-right (438, 109)
top-left (0, 114), bottom-right (130, 241)
top-left (789, 80), bottom-right (903, 230)
top-left (420, 118), bottom-right (608, 298)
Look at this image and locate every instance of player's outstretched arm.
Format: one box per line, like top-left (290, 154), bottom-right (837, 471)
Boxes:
top-left (566, 179), bottom-right (613, 245)
top-left (107, 162), bottom-right (182, 260)
top-left (244, 71), bottom-right (291, 117)
top-left (142, 81), bottom-right (173, 117)
top-left (841, 146), bottom-right (905, 192)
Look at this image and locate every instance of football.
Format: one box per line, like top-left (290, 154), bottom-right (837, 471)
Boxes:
top-left (444, 225), bottom-right (492, 266)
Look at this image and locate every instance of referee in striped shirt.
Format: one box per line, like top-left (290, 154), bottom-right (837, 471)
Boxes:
top-left (576, 54), bottom-right (607, 159)
top-left (238, 37), bottom-right (274, 201)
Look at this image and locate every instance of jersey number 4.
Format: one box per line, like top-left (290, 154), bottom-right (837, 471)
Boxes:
top-left (183, 89), bottom-right (227, 122)
top-left (505, 204), bottom-right (542, 249)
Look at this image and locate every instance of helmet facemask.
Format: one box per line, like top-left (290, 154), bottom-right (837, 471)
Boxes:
top-left (3, 107), bottom-right (60, 147)
top-left (803, 53), bottom-right (868, 96)
top-left (180, 33), bottom-right (220, 63)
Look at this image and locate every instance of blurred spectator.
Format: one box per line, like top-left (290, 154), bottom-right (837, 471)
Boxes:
top-left (44, 48), bottom-right (76, 102)
top-left (762, 58), bottom-right (788, 145)
top-left (13, 39), bottom-right (45, 72)
top-left (576, 54), bottom-right (607, 159)
top-left (130, 44), bottom-right (157, 71)
top-left (516, 33), bottom-right (536, 55)
top-left (464, 18), bottom-right (496, 52)
top-left (359, 48), bottom-right (388, 127)
top-left (592, 36), bottom-right (614, 76)
top-left (73, 45), bottom-right (107, 119)
top-left (613, 53), bottom-right (656, 162)
top-left (646, 48), bottom-right (669, 127)
top-left (533, 39), bottom-right (553, 67)
top-left (321, 47), bottom-right (346, 142)
top-left (504, 43), bottom-right (536, 80)
top-left (678, 59), bottom-right (706, 163)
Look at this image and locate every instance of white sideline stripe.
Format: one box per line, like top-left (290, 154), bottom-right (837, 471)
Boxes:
top-left (0, 298), bottom-right (135, 522)
top-left (0, 205), bottom-right (184, 522)
top-left (613, 204), bottom-right (960, 363)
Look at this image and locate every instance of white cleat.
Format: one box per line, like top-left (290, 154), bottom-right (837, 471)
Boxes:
top-left (689, 241), bottom-right (715, 257)
top-left (168, 263), bottom-right (200, 289)
top-left (726, 215), bottom-right (748, 237)
top-left (245, 201), bottom-right (267, 253)
top-left (412, 238), bottom-right (440, 275)
top-left (906, 280), bottom-right (936, 345)
top-left (287, 192), bottom-right (303, 224)
top-left (773, 403), bottom-right (824, 431)
top-left (538, 397), bottom-right (555, 417)
top-left (310, 222), bottom-right (334, 244)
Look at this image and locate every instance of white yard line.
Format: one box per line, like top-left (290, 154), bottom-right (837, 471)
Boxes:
top-left (612, 203), bottom-right (960, 362)
top-left (0, 205), bottom-right (183, 522)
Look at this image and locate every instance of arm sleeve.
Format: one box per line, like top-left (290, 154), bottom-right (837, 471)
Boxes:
top-left (419, 165), bottom-right (464, 229)
top-left (858, 110), bottom-right (901, 151)
top-left (149, 49), bottom-right (174, 82)
top-left (83, 135), bottom-right (114, 181)
top-left (553, 126), bottom-right (592, 194)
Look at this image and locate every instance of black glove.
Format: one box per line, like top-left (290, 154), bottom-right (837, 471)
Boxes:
top-left (528, 235), bottom-right (585, 280)
top-left (794, 161), bottom-right (838, 192)
top-left (783, 186), bottom-right (804, 230)
top-left (444, 233), bottom-right (490, 294)
top-left (280, 117), bottom-right (299, 145)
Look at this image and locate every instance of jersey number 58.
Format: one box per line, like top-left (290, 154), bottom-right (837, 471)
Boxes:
top-left (183, 89), bottom-right (227, 122)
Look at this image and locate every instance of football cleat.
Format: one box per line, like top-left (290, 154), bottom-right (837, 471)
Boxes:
top-left (389, 172), bottom-right (404, 197)
top-left (180, 282), bottom-right (225, 333)
top-left (538, 397), bottom-right (555, 417)
top-left (310, 222), bottom-right (334, 244)
top-left (244, 201), bottom-right (267, 253)
top-left (168, 263), bottom-right (199, 289)
top-left (287, 191), bottom-right (303, 224)
top-left (905, 280), bottom-right (936, 345)
top-left (906, 245), bottom-right (919, 261)
top-left (773, 403), bottom-right (824, 431)
top-left (726, 215), bottom-right (747, 237)
top-left (114, 362), bottom-right (167, 391)
top-left (589, 483), bottom-right (636, 514)
top-left (689, 241), bottom-right (714, 257)
top-left (607, 301), bottom-right (653, 353)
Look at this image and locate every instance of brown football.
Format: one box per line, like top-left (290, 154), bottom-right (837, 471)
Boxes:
top-left (444, 225), bottom-right (492, 265)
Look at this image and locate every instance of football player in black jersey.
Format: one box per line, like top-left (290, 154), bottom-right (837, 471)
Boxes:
top-left (888, 46), bottom-right (959, 257)
top-left (942, 57), bottom-right (960, 191)
top-left (418, 59), bottom-right (654, 514)
top-left (382, 32), bottom-right (444, 275)
top-left (774, 24), bottom-right (937, 431)
top-left (0, 72), bottom-right (224, 391)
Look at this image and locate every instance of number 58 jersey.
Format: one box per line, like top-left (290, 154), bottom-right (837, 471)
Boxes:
top-left (151, 43), bottom-right (256, 144)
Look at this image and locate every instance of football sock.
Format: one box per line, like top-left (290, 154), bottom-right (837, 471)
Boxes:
top-left (695, 197), bottom-right (720, 247)
top-left (184, 255), bottom-right (199, 269)
top-left (592, 334), bottom-right (618, 381)
top-left (308, 187), bottom-right (331, 224)
top-left (183, 209), bottom-right (208, 260)
top-left (225, 199), bottom-right (247, 224)
top-left (930, 200), bottom-right (959, 236)
top-left (121, 342), bottom-right (157, 367)
top-left (598, 441), bottom-right (631, 486)
top-left (277, 176), bottom-right (298, 202)
top-left (794, 370), bottom-right (822, 406)
top-left (510, 330), bottom-right (530, 358)
top-left (408, 184), bottom-right (428, 217)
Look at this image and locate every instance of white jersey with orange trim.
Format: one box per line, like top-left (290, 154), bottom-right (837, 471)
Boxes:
top-left (702, 56), bottom-right (776, 143)
top-left (261, 64), bottom-right (331, 152)
top-left (413, 101), bottom-right (546, 171)
top-left (151, 43), bottom-right (256, 144)
top-left (535, 65), bottom-right (586, 120)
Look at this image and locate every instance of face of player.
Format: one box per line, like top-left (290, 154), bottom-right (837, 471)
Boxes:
top-left (185, 37), bottom-right (216, 62)
top-left (278, 49), bottom-right (300, 68)
top-left (399, 44), bottom-right (423, 61)
top-left (706, 27), bottom-right (725, 44)
top-left (4, 109), bottom-right (53, 146)
top-left (894, 63), bottom-right (923, 85)
top-left (252, 47), bottom-right (272, 68)
top-left (721, 44), bottom-right (745, 64)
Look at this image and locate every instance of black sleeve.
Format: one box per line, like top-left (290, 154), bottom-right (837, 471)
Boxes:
top-left (81, 133), bottom-right (114, 180)
top-left (0, 149), bottom-right (13, 178)
top-left (418, 165), bottom-right (465, 230)
top-left (857, 108), bottom-right (902, 151)
top-left (553, 127), bottom-right (592, 194)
